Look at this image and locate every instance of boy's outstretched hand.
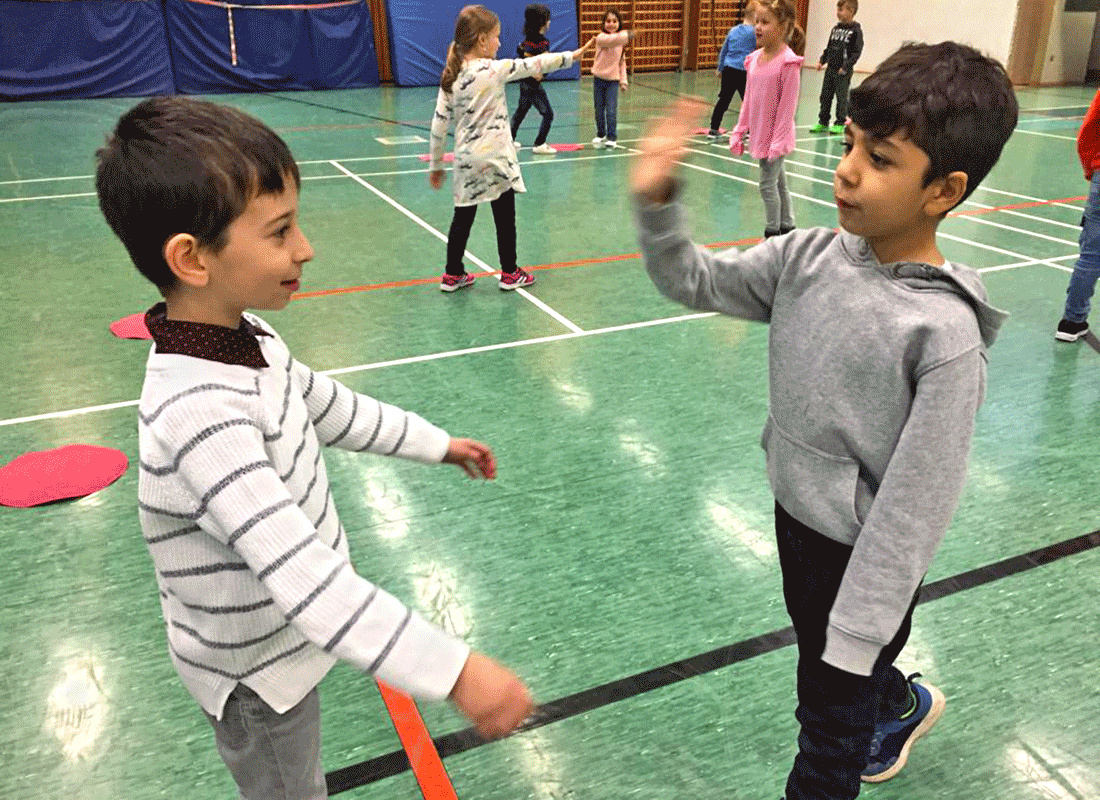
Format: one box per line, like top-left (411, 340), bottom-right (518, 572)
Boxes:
top-left (450, 651), bottom-right (534, 739)
top-left (443, 438), bottom-right (497, 479)
top-left (630, 97), bottom-right (706, 204)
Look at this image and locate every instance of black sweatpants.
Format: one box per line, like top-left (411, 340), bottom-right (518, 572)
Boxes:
top-left (818, 66), bottom-right (853, 126)
top-left (710, 66), bottom-right (748, 131)
top-left (775, 502), bottom-right (918, 800)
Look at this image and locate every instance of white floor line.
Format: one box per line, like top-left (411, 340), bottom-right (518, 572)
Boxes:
top-left (0, 312), bottom-right (716, 429)
top-left (784, 145), bottom-right (1087, 221)
top-left (1008, 128), bottom-right (1077, 142)
top-left (328, 159), bottom-right (584, 334)
top-left (0, 174), bottom-right (93, 186)
top-left (970, 185), bottom-right (1084, 212)
top-left (669, 145), bottom-right (1076, 270)
top-left (1020, 104), bottom-right (1088, 113)
top-left (952, 212), bottom-right (1078, 248)
top-left (0, 191), bottom-right (97, 204)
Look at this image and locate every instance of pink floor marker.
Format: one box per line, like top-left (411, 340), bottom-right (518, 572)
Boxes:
top-left (550, 143), bottom-right (583, 151)
top-left (0, 445), bottom-right (129, 508)
top-left (418, 153), bottom-right (455, 163)
top-left (109, 313), bottom-right (151, 340)
top-left (692, 127), bottom-right (727, 134)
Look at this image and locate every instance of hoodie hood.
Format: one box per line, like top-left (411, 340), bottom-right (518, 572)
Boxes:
top-left (838, 230), bottom-right (1008, 348)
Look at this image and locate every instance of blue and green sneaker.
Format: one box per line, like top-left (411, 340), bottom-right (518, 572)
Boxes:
top-left (861, 673), bottom-right (946, 783)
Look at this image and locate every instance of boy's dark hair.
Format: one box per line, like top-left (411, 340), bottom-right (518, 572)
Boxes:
top-left (523, 3), bottom-right (551, 40)
top-left (838, 0), bottom-right (857, 13)
top-left (95, 96), bottom-right (300, 293)
top-left (849, 42), bottom-right (1017, 211)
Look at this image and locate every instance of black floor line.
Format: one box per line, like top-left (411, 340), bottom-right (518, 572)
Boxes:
top-left (325, 527), bottom-right (1100, 794)
top-left (264, 92), bottom-right (436, 134)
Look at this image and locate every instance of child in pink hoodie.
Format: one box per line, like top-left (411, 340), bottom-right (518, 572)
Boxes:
top-left (590, 9), bottom-right (644, 149)
top-left (730, 0), bottom-right (805, 238)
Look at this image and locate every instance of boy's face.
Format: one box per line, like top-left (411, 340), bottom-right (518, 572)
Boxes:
top-left (604, 13), bottom-right (620, 32)
top-left (837, 3), bottom-right (854, 22)
top-left (197, 179), bottom-right (313, 323)
top-left (834, 122), bottom-right (948, 250)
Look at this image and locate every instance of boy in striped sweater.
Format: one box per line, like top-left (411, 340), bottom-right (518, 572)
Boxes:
top-left (95, 96), bottom-right (532, 800)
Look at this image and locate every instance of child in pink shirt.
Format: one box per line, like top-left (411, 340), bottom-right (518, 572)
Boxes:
top-left (590, 9), bottom-right (645, 149)
top-left (730, 0), bottom-right (805, 237)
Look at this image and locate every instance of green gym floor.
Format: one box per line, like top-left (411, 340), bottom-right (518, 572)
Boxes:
top-left (1, 70), bottom-right (1098, 800)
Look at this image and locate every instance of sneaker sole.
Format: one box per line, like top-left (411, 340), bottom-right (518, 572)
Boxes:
top-left (861, 684), bottom-right (946, 783)
top-left (1055, 330), bottom-right (1089, 341)
top-left (440, 280), bottom-right (474, 293)
top-left (499, 277), bottom-right (535, 291)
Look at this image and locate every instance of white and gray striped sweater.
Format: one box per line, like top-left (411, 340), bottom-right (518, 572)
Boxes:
top-left (137, 315), bottom-right (470, 719)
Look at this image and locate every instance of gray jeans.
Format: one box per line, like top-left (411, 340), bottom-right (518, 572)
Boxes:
top-left (205, 684), bottom-right (326, 800)
top-left (758, 155), bottom-right (795, 232)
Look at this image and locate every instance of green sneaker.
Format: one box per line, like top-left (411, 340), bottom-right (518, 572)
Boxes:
top-left (829, 124), bottom-right (846, 135)
top-left (809, 123), bottom-right (828, 133)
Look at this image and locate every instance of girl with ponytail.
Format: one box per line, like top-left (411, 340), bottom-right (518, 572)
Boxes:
top-left (430, 5), bottom-right (594, 292)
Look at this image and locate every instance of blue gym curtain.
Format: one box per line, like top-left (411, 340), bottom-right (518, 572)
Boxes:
top-left (166, 0), bottom-right (379, 93)
top-left (384, 0), bottom-right (581, 87)
top-left (0, 0), bottom-right (380, 100)
top-left (0, 0), bottom-right (175, 101)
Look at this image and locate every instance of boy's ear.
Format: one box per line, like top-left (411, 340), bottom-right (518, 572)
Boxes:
top-left (925, 171), bottom-right (968, 217)
top-left (163, 233), bottom-right (210, 289)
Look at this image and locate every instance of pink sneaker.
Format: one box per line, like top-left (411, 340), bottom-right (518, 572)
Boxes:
top-left (440, 273), bottom-right (475, 292)
top-left (498, 268), bottom-right (535, 290)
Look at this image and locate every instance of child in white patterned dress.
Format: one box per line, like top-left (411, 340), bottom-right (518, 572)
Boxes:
top-left (429, 4), bottom-right (593, 292)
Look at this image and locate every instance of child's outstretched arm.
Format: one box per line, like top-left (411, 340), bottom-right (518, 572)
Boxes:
top-left (632, 98), bottom-right (790, 321)
top-left (292, 359), bottom-right (499, 481)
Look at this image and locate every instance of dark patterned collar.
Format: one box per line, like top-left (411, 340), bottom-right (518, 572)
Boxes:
top-left (144, 303), bottom-right (271, 368)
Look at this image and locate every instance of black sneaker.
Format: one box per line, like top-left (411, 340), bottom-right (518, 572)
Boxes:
top-left (779, 225), bottom-right (795, 235)
top-left (764, 228), bottom-right (782, 238)
top-left (1055, 318), bottom-right (1089, 341)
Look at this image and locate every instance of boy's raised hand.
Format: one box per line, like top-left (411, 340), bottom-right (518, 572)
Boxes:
top-left (449, 651), bottom-right (534, 739)
top-left (630, 97), bottom-right (706, 203)
top-left (443, 437), bottom-right (497, 479)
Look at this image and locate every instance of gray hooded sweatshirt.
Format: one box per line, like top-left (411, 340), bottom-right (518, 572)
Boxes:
top-left (636, 194), bottom-right (1007, 676)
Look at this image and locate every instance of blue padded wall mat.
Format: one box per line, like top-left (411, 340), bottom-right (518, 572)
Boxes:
top-left (385, 0), bottom-right (580, 87)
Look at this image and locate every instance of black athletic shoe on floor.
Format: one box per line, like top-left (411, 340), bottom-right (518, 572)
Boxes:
top-left (1055, 318), bottom-right (1089, 342)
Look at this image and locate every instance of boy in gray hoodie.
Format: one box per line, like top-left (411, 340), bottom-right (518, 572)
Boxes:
top-left (631, 42), bottom-right (1017, 800)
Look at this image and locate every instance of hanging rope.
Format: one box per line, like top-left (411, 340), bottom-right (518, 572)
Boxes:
top-left (180, 0), bottom-right (362, 67)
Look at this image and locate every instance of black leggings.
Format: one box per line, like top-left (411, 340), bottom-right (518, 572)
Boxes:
top-left (445, 190), bottom-right (517, 277)
top-left (709, 66), bottom-right (747, 131)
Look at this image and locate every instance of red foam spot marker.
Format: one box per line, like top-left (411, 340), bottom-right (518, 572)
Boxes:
top-left (692, 127), bottom-right (727, 134)
top-left (109, 313), bottom-right (151, 340)
top-left (0, 445), bottom-right (128, 507)
top-left (418, 153), bottom-right (455, 163)
top-left (550, 143), bottom-right (583, 151)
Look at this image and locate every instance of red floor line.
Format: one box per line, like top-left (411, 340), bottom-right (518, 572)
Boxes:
top-left (375, 680), bottom-right (459, 800)
top-left (289, 191), bottom-right (1083, 304)
top-left (290, 237), bottom-right (763, 301)
top-left (950, 195), bottom-right (1087, 217)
